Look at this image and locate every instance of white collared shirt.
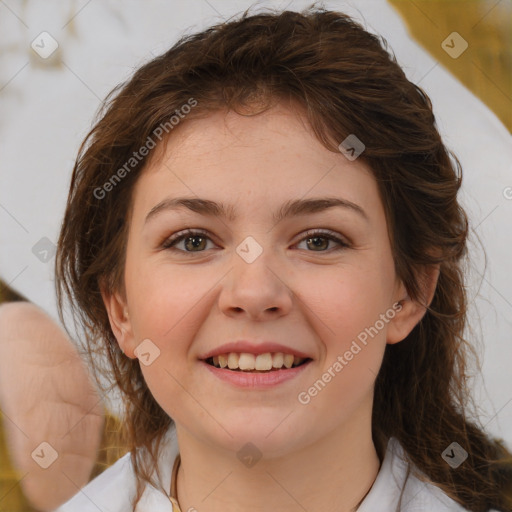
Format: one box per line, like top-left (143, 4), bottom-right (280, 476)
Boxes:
top-left (54, 425), bottom-right (497, 512)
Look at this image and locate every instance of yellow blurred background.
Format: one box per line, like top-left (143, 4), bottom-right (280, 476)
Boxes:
top-left (390, 0), bottom-right (512, 132)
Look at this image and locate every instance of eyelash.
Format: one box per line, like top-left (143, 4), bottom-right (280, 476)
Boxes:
top-left (160, 228), bottom-right (350, 253)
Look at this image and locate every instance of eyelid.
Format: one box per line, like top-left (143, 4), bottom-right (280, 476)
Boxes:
top-left (160, 227), bottom-right (350, 252)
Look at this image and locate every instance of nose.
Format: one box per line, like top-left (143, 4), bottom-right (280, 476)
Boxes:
top-left (218, 243), bottom-right (293, 321)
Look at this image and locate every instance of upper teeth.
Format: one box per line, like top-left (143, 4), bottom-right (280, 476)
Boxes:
top-left (210, 352), bottom-right (305, 371)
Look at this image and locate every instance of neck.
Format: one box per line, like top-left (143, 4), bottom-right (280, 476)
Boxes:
top-left (173, 398), bottom-right (381, 512)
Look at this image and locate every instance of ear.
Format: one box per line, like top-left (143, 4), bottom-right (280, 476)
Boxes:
top-left (100, 281), bottom-right (137, 359)
top-left (386, 263), bottom-right (440, 345)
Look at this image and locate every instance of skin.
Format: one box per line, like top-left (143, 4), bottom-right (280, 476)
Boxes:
top-left (0, 301), bottom-right (105, 511)
top-left (103, 102), bottom-right (439, 512)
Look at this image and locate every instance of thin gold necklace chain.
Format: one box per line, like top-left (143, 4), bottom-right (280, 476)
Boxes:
top-left (169, 453), bottom-right (181, 510)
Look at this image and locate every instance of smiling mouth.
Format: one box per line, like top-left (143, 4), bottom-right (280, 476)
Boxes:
top-left (203, 353), bottom-right (312, 373)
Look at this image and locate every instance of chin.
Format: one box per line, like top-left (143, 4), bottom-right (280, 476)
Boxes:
top-left (214, 413), bottom-right (308, 456)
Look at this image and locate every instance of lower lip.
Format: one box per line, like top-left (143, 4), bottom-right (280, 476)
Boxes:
top-left (200, 359), bottom-right (312, 388)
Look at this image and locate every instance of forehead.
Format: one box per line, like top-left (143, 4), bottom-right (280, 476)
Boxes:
top-left (131, 104), bottom-right (383, 225)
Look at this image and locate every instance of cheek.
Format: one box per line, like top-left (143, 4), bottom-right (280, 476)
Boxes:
top-left (299, 261), bottom-right (392, 399)
top-left (125, 261), bottom-right (209, 420)
top-left (126, 256), bottom-right (210, 340)
top-left (307, 262), bottom-right (394, 342)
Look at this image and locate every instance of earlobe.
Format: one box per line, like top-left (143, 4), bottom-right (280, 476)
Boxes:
top-left (386, 264), bottom-right (440, 345)
top-left (100, 284), bottom-right (137, 359)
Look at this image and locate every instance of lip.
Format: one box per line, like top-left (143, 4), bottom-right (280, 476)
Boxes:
top-left (198, 341), bottom-right (312, 360)
top-left (200, 359), bottom-right (313, 388)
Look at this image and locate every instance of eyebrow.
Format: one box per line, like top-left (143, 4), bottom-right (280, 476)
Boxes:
top-left (144, 196), bottom-right (369, 225)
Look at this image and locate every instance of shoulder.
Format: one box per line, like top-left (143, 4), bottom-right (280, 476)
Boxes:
top-left (358, 437), bottom-right (496, 512)
top-left (53, 425), bottom-right (179, 512)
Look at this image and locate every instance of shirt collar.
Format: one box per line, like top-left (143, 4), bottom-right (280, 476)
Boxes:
top-left (357, 436), bottom-right (408, 511)
top-left (136, 424), bottom-right (179, 511)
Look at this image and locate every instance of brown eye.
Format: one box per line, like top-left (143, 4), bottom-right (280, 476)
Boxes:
top-left (296, 230), bottom-right (349, 252)
top-left (162, 229), bottom-right (214, 252)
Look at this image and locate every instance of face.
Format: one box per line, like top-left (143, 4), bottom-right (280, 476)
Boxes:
top-left (105, 103), bottom-right (419, 457)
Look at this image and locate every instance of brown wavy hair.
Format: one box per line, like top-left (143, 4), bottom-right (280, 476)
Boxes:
top-left (55, 4), bottom-right (512, 511)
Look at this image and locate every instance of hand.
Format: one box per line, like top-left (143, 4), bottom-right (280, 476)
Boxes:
top-left (0, 302), bottom-right (105, 511)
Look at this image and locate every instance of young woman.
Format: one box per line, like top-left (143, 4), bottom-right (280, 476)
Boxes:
top-left (53, 5), bottom-right (512, 512)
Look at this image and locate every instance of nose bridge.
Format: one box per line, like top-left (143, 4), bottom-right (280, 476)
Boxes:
top-left (232, 233), bottom-right (279, 287)
top-left (235, 234), bottom-right (266, 265)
